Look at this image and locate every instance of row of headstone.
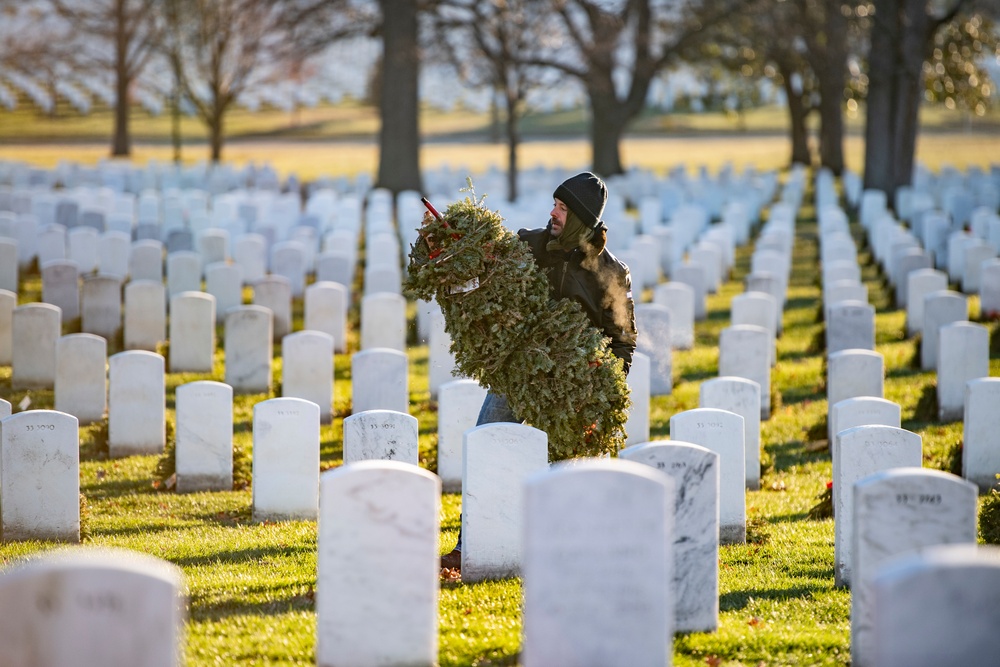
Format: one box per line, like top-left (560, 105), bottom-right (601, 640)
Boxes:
top-left (826, 182), bottom-right (1000, 513)
top-left (2, 191), bottom-right (383, 309)
top-left (315, 453), bottom-right (721, 666)
top-left (1, 419), bottom-right (994, 666)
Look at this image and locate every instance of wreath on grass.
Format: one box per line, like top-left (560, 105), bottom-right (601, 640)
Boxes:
top-left (404, 184), bottom-right (630, 460)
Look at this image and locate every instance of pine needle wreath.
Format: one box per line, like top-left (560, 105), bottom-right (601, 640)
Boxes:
top-left (404, 184), bottom-right (630, 460)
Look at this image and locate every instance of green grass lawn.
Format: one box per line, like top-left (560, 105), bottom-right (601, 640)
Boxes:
top-left (1, 145), bottom-right (999, 665)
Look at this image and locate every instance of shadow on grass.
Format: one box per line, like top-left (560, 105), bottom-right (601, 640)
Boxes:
top-left (783, 295), bottom-right (819, 312)
top-left (768, 439), bottom-right (828, 474)
top-left (768, 511), bottom-right (813, 523)
top-left (190, 585), bottom-right (316, 621)
top-left (905, 384), bottom-right (939, 423)
top-left (779, 382), bottom-right (825, 405)
top-left (719, 583), bottom-right (831, 612)
top-left (80, 478), bottom-right (156, 498)
top-left (173, 542), bottom-right (314, 569)
top-left (676, 368), bottom-right (720, 384)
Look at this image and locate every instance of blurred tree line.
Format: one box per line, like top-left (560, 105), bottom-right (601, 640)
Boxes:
top-left (0, 0), bottom-right (997, 205)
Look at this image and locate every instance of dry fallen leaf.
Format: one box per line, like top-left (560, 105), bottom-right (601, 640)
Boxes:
top-left (439, 567), bottom-right (461, 582)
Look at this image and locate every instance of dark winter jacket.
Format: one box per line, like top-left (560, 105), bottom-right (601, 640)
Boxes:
top-left (518, 226), bottom-right (638, 374)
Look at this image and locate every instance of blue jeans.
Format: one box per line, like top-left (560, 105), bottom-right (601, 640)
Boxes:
top-left (476, 391), bottom-right (519, 425)
top-left (452, 393), bottom-right (519, 554)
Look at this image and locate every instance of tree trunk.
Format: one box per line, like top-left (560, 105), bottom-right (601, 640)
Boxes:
top-left (504, 90), bottom-right (520, 203)
top-left (817, 0), bottom-right (847, 174)
top-left (863, 0), bottom-right (898, 194)
top-left (209, 110), bottom-right (224, 163)
top-left (891, 0), bottom-right (931, 193)
top-left (491, 89), bottom-right (502, 144)
top-left (588, 92), bottom-right (630, 177)
top-left (171, 78), bottom-right (182, 164)
top-left (780, 64), bottom-right (812, 166)
top-left (376, 0), bottom-right (422, 194)
top-left (111, 5), bottom-right (131, 158)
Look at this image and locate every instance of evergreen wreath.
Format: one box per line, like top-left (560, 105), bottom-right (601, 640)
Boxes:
top-left (404, 184), bottom-right (630, 460)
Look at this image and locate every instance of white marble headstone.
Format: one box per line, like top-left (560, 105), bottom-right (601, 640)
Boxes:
top-left (351, 348), bottom-right (409, 414)
top-left (204, 262), bottom-right (243, 323)
top-left (827, 349), bottom-right (883, 411)
top-left (872, 544), bottom-right (1000, 667)
top-left (197, 228), bottom-right (229, 269)
top-left (129, 239), bottom-right (164, 283)
top-left (224, 305), bottom-right (273, 394)
top-left (436, 379), bottom-right (488, 492)
top-left (165, 251), bottom-right (201, 299)
top-left (12, 302), bottom-right (61, 389)
top-left (123, 280), bottom-right (166, 351)
top-left (428, 309), bottom-right (458, 398)
top-left (851, 468), bottom-right (977, 667)
top-left (652, 282), bottom-right (694, 349)
top-left (168, 291), bottom-right (216, 373)
top-left (55, 334), bottom-right (107, 425)
top-left (315, 251), bottom-right (354, 295)
top-left (67, 226), bottom-right (99, 274)
top-left (0, 410), bottom-right (80, 542)
top-left (980, 259), bottom-right (1000, 317)
top-left (937, 322), bottom-right (988, 421)
top-left (0, 289), bottom-right (14, 366)
top-left (731, 291), bottom-right (777, 366)
top-left (252, 275), bottom-right (292, 341)
top-left (342, 410), bottom-right (418, 465)
top-left (316, 461), bottom-right (440, 667)
top-left (282, 330), bottom-right (334, 421)
top-left (81, 275), bottom-right (122, 340)
top-left (905, 268), bottom-right (948, 337)
top-left (462, 423), bottom-right (548, 582)
top-left (670, 408), bottom-right (745, 543)
top-left (718, 324), bottom-right (771, 419)
top-left (270, 241), bottom-right (307, 297)
top-left (0, 238), bottom-right (16, 293)
top-left (620, 440), bottom-right (719, 632)
top-left (624, 351), bottom-right (651, 446)
top-left (252, 397), bottom-right (320, 521)
top-left (38, 225), bottom-right (67, 265)
top-left (833, 425), bottom-right (923, 587)
top-left (634, 303), bottom-right (672, 396)
top-left (0, 547), bottom-right (185, 666)
top-left (175, 381), bottom-right (233, 493)
top-left (829, 397), bottom-right (900, 472)
top-left (699, 376), bottom-right (761, 490)
top-left (42, 259), bottom-right (80, 322)
top-left (360, 292), bottom-right (407, 352)
top-left (108, 351), bottom-right (165, 457)
top-left (826, 301), bottom-right (875, 355)
top-left (921, 290), bottom-right (966, 370)
top-left (522, 459), bottom-right (673, 667)
top-left (744, 272), bottom-right (784, 334)
top-left (233, 233), bottom-right (267, 284)
top-left (962, 377), bottom-right (1000, 492)
top-left (673, 262), bottom-right (707, 320)
top-left (304, 281), bottom-right (348, 353)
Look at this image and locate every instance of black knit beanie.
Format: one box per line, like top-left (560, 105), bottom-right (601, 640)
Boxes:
top-left (553, 172), bottom-right (607, 230)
